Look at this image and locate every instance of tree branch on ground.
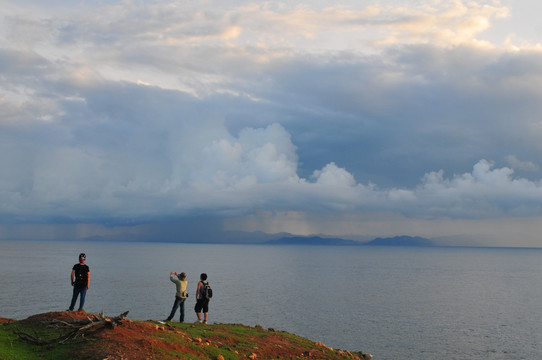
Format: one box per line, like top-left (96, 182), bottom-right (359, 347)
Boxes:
top-left (14, 311), bottom-right (129, 345)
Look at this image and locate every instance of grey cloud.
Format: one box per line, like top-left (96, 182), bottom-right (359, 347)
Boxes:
top-left (3, 1), bottom-right (542, 231)
top-left (226, 45), bottom-right (542, 188)
top-left (505, 155), bottom-right (539, 172)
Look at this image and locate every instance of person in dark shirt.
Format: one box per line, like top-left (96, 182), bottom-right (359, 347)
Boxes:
top-left (194, 273), bottom-right (210, 324)
top-left (68, 253), bottom-right (90, 311)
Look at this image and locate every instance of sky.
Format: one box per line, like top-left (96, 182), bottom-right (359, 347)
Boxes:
top-left (2, 0), bottom-right (542, 246)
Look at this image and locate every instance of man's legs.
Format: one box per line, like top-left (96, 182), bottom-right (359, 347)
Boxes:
top-left (68, 286), bottom-right (80, 311)
top-left (167, 296), bottom-right (181, 321)
top-left (78, 288), bottom-right (87, 311)
top-left (203, 300), bottom-right (209, 324)
top-left (179, 299), bottom-right (185, 322)
top-left (195, 300), bottom-right (203, 322)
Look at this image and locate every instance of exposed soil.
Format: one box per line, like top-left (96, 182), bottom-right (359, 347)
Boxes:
top-left (7, 311), bottom-right (371, 360)
top-left (0, 317), bottom-right (13, 324)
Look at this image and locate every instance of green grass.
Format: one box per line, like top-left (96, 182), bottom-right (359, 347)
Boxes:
top-left (151, 323), bottom-right (248, 360)
top-left (0, 320), bottom-right (80, 360)
top-left (1, 316), bottom-right (368, 360)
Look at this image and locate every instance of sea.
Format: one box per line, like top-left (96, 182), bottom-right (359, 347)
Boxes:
top-left (1, 240), bottom-right (542, 360)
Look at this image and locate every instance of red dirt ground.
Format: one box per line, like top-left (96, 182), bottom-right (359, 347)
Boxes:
top-left (9, 311), bottom-right (370, 360)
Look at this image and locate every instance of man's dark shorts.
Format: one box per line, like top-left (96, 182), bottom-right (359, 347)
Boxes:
top-left (195, 298), bottom-right (209, 313)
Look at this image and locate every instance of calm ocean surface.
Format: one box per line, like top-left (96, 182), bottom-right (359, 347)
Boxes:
top-left (1, 240), bottom-right (542, 360)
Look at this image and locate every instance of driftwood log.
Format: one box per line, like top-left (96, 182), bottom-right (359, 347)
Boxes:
top-left (15, 311), bottom-right (129, 345)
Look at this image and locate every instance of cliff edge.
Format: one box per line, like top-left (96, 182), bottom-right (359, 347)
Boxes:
top-left (0, 311), bottom-right (372, 360)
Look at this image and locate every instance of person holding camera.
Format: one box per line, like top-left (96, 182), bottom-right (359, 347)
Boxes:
top-left (165, 271), bottom-right (188, 322)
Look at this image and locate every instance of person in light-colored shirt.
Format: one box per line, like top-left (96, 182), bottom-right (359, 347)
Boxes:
top-left (165, 272), bottom-right (188, 322)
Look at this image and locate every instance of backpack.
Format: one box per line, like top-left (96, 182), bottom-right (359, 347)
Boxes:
top-left (201, 281), bottom-right (213, 300)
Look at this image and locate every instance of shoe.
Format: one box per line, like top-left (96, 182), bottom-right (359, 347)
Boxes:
top-left (204, 321), bottom-right (208, 325)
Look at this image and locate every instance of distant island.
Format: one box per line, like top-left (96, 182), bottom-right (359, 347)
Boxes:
top-left (365, 235), bottom-right (434, 247)
top-left (78, 231), bottom-right (438, 247)
top-left (266, 236), bottom-right (362, 246)
top-left (266, 235), bottom-right (434, 247)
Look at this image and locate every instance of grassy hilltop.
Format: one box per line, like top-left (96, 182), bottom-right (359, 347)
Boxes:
top-left (0, 311), bottom-right (372, 360)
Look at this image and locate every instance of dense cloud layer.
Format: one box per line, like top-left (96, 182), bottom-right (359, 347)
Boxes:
top-left (2, 1), bottom-right (542, 244)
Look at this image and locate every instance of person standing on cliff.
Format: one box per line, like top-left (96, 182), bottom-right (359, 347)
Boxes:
top-left (165, 271), bottom-right (188, 322)
top-left (194, 273), bottom-right (211, 324)
top-left (68, 253), bottom-right (90, 311)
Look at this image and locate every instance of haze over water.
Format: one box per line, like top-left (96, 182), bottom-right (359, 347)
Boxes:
top-left (1, 240), bottom-right (542, 360)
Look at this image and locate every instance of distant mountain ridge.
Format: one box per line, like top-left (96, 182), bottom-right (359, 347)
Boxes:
top-left (81, 231), bottom-right (435, 247)
top-left (365, 236), bottom-right (434, 247)
top-left (265, 236), bottom-right (362, 246)
top-left (266, 235), bottom-right (434, 247)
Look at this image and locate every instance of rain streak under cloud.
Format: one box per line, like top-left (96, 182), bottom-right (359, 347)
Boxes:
top-left (2, 0), bottom-right (542, 246)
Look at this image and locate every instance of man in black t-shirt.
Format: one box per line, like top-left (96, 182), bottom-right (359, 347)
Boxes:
top-left (68, 253), bottom-right (90, 311)
top-left (194, 273), bottom-right (210, 324)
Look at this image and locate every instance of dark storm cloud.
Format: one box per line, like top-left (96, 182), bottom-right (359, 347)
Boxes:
top-left (2, 0), bottom-right (542, 245)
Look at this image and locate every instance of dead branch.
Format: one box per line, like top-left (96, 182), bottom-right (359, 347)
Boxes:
top-left (15, 311), bottom-right (130, 346)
